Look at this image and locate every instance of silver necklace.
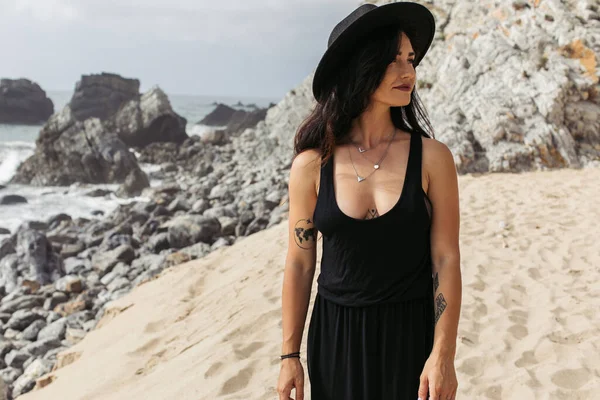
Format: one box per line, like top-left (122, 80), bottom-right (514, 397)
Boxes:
top-left (348, 129), bottom-right (397, 182)
top-left (351, 128), bottom-right (396, 153)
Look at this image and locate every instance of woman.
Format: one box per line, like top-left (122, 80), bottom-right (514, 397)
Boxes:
top-left (277, 3), bottom-right (461, 400)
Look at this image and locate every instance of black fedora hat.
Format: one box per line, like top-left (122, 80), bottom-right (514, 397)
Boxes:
top-left (312, 2), bottom-right (436, 102)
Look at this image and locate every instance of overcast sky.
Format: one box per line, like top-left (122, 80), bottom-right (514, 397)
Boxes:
top-left (0, 0), bottom-right (359, 99)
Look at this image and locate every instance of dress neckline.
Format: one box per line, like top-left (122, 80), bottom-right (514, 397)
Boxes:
top-left (330, 132), bottom-right (414, 223)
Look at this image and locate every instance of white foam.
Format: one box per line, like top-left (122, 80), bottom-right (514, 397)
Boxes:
top-left (187, 124), bottom-right (227, 137)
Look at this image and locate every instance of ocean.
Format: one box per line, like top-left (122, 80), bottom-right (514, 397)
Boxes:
top-left (0, 91), bottom-right (279, 237)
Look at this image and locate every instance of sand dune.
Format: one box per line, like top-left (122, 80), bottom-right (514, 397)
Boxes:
top-left (18, 166), bottom-right (600, 400)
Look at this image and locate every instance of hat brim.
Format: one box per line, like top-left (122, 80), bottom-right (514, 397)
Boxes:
top-left (312, 2), bottom-right (436, 102)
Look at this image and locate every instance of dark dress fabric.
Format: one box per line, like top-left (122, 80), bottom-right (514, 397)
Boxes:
top-left (307, 132), bottom-right (435, 400)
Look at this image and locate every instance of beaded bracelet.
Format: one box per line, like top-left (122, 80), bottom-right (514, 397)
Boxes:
top-left (280, 351), bottom-right (300, 360)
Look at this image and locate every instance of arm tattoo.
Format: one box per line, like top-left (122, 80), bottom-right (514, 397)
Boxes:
top-left (433, 272), bottom-right (439, 292)
top-left (293, 218), bottom-right (317, 249)
top-left (365, 208), bottom-right (379, 220)
top-left (434, 293), bottom-right (447, 325)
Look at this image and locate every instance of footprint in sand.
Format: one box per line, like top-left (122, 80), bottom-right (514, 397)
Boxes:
top-left (204, 361), bottom-right (224, 379)
top-left (514, 350), bottom-right (538, 368)
top-left (484, 384), bottom-right (502, 400)
top-left (507, 309), bottom-right (529, 339)
top-left (128, 337), bottom-right (161, 355)
top-left (144, 320), bottom-right (167, 334)
top-left (219, 363), bottom-right (255, 395)
top-left (551, 368), bottom-right (591, 390)
top-left (222, 309), bottom-right (280, 342)
top-left (508, 324), bottom-right (528, 339)
top-left (263, 287), bottom-right (280, 304)
top-left (467, 277), bottom-right (486, 292)
top-left (457, 356), bottom-right (484, 377)
top-left (497, 283), bottom-right (527, 309)
top-left (527, 267), bottom-right (542, 280)
top-left (135, 348), bottom-right (168, 376)
top-left (233, 341), bottom-right (265, 360)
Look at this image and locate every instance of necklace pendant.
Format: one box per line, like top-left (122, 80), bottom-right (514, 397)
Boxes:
top-left (374, 164), bottom-right (379, 169)
top-left (357, 176), bottom-right (365, 182)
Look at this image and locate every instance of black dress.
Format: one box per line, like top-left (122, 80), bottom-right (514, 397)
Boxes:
top-left (307, 132), bottom-right (435, 399)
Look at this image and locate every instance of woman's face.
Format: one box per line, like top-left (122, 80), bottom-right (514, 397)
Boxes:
top-left (371, 31), bottom-right (416, 107)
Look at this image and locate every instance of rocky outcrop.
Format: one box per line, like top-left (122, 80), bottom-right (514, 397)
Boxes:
top-left (0, 79), bottom-right (53, 124)
top-left (10, 73), bottom-right (187, 189)
top-left (197, 103), bottom-right (236, 126)
top-left (197, 102), bottom-right (272, 135)
top-left (69, 73), bottom-right (139, 122)
top-left (114, 86), bottom-right (188, 148)
top-left (10, 111), bottom-right (148, 190)
top-left (368, 0), bottom-right (600, 173)
top-left (225, 105), bottom-right (273, 135)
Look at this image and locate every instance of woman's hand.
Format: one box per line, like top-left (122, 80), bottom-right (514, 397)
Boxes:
top-left (417, 352), bottom-right (458, 400)
top-left (277, 358), bottom-right (305, 400)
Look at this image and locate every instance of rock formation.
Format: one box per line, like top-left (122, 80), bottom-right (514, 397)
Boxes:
top-left (0, 79), bottom-right (53, 124)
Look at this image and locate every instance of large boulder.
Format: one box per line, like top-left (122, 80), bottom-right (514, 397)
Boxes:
top-left (225, 106), bottom-right (272, 135)
top-left (197, 102), bottom-right (271, 135)
top-left (69, 72), bottom-right (139, 121)
top-left (10, 73), bottom-right (187, 189)
top-left (0, 78), bottom-right (53, 124)
top-left (197, 103), bottom-right (236, 126)
top-left (113, 86), bottom-right (188, 147)
top-left (10, 111), bottom-right (148, 188)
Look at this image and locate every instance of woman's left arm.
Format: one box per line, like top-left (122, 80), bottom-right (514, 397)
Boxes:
top-left (418, 139), bottom-right (462, 400)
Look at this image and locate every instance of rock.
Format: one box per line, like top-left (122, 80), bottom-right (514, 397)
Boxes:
top-left (11, 358), bottom-right (54, 398)
top-left (0, 78), bottom-right (53, 124)
top-left (217, 216), bottom-right (237, 236)
top-left (5, 349), bottom-right (29, 369)
top-left (20, 319), bottom-right (46, 341)
top-left (65, 327), bottom-right (86, 345)
top-left (0, 295), bottom-right (45, 314)
top-left (147, 232), bottom-right (170, 254)
top-left (9, 74), bottom-right (154, 188)
top-left (0, 195), bottom-right (27, 205)
top-left (197, 103), bottom-right (236, 126)
top-left (37, 318), bottom-right (67, 342)
top-left (54, 275), bottom-right (84, 293)
top-left (53, 299), bottom-right (87, 318)
top-left (16, 229), bottom-right (64, 287)
top-left (116, 162), bottom-right (151, 198)
top-left (0, 366), bottom-right (22, 386)
top-left (22, 337), bottom-right (62, 357)
top-left (199, 129), bottom-right (227, 145)
top-left (0, 254), bottom-right (19, 294)
top-left (114, 86), bottom-right (188, 148)
top-left (70, 72), bottom-right (139, 121)
top-left (163, 215), bottom-right (221, 248)
top-left (91, 244), bottom-right (136, 277)
top-left (106, 277), bottom-right (130, 292)
top-left (43, 292), bottom-right (68, 311)
top-left (224, 107), bottom-right (270, 135)
top-left (0, 342), bottom-right (15, 359)
top-left (5, 310), bottom-right (45, 331)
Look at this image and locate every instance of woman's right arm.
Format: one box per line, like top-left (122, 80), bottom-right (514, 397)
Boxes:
top-left (281, 149), bottom-right (321, 357)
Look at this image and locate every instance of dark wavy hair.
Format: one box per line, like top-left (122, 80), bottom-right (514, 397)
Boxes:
top-left (293, 23), bottom-right (435, 166)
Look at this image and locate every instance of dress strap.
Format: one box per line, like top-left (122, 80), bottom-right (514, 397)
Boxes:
top-left (406, 132), bottom-right (422, 186)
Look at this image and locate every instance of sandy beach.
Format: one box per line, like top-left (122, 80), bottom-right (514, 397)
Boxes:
top-left (18, 165), bottom-right (600, 400)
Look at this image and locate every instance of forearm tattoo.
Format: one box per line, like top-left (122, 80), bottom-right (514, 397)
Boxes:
top-left (433, 272), bottom-right (439, 292)
top-left (434, 293), bottom-right (447, 325)
top-left (293, 218), bottom-right (317, 249)
top-left (365, 208), bottom-right (379, 220)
